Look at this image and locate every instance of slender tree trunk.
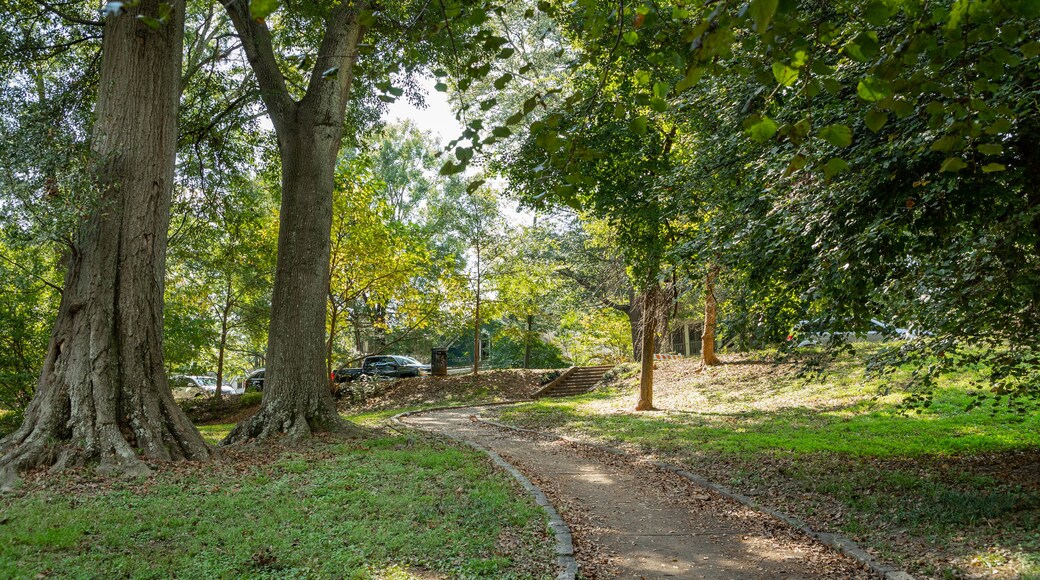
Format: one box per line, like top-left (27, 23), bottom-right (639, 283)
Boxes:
top-left (223, 1), bottom-right (368, 443)
top-left (473, 245), bottom-right (481, 375)
top-left (702, 264), bottom-right (721, 366)
top-left (628, 290), bottom-right (642, 361)
top-left (0, 1), bottom-right (212, 488)
top-left (215, 277), bottom-right (233, 401)
top-left (326, 297), bottom-right (339, 392)
top-left (523, 314), bottom-right (533, 369)
top-left (215, 319), bottom-right (229, 401)
top-left (636, 288), bottom-right (657, 411)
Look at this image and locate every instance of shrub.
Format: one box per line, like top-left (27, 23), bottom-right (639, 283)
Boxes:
top-left (239, 391), bottom-right (262, 407)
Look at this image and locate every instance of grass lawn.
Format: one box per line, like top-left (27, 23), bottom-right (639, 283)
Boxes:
top-left (491, 350), bottom-right (1040, 580)
top-left (1, 422), bottom-right (555, 578)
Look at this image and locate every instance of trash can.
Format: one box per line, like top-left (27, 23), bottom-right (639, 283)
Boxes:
top-left (431, 347), bottom-right (448, 376)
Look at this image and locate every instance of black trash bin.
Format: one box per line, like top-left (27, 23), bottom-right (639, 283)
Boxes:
top-left (431, 347), bottom-right (448, 376)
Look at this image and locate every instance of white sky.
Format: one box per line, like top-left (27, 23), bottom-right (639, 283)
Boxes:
top-left (384, 77), bottom-right (464, 144)
top-left (382, 77), bottom-right (535, 226)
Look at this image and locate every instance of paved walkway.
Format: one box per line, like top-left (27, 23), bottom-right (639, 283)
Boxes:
top-left (403, 407), bottom-right (872, 580)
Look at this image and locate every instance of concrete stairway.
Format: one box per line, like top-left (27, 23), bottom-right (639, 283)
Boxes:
top-left (533, 365), bottom-right (614, 398)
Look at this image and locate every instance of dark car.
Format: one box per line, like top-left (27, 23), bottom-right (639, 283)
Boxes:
top-left (243, 368), bottom-right (265, 392)
top-left (337, 355), bottom-right (430, 382)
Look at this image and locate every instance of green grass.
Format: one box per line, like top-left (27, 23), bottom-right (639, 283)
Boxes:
top-left (0, 435), bottom-right (554, 578)
top-left (493, 350), bottom-right (1040, 578)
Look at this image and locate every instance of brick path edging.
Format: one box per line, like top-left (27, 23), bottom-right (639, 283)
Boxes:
top-left (475, 414), bottom-right (915, 580)
top-left (391, 403), bottom-right (578, 580)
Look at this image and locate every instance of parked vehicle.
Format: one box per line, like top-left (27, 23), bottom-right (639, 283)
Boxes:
top-left (243, 368), bottom-right (265, 392)
top-left (170, 375), bottom-right (241, 398)
top-left (336, 355), bottom-right (430, 382)
top-left (792, 319), bottom-right (918, 347)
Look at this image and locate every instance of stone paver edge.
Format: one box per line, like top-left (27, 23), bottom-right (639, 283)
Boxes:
top-left (391, 402), bottom-right (579, 580)
top-left (476, 413), bottom-right (915, 580)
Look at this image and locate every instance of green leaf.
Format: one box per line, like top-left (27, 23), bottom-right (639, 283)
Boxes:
top-left (493, 73), bottom-right (513, 90)
top-left (843, 32), bottom-right (880, 62)
top-left (977, 143), bottom-right (1003, 156)
top-left (819, 124), bottom-right (853, 147)
top-left (863, 0), bottom-right (896, 26)
top-left (771, 62), bottom-right (798, 86)
top-left (137, 15), bottom-right (162, 29)
top-left (629, 116), bottom-right (648, 135)
top-left (748, 0), bottom-right (779, 35)
top-left (439, 161), bottom-right (464, 176)
top-left (745, 115), bottom-right (778, 142)
top-left (434, 82), bottom-right (448, 92)
top-left (939, 157), bottom-right (968, 172)
top-left (623, 31), bottom-right (639, 45)
top-left (250, 0), bottom-right (280, 21)
top-left (1021, 41), bottom-right (1040, 59)
top-left (865, 110), bottom-right (888, 132)
top-left (785, 154), bottom-right (808, 174)
top-left (823, 157), bottom-right (850, 179)
top-left (652, 82), bottom-right (670, 99)
top-left (986, 118), bottom-right (1013, 135)
top-left (358, 9), bottom-right (376, 27)
top-left (492, 126), bottom-right (511, 138)
top-left (981, 163), bottom-right (1006, 172)
top-left (466, 179), bottom-right (486, 193)
top-left (857, 77), bottom-right (892, 101)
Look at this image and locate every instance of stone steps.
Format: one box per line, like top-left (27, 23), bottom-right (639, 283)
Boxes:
top-left (536, 365), bottom-right (615, 398)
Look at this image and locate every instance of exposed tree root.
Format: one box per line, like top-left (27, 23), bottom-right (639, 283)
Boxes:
top-left (222, 399), bottom-right (368, 446)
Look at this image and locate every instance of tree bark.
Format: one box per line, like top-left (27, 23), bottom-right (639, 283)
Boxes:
top-left (0, 1), bottom-right (212, 488)
top-left (627, 290), bottom-right (642, 361)
top-left (636, 287), bottom-right (657, 411)
top-left (215, 276), bottom-right (233, 401)
top-left (223, 1), bottom-right (368, 443)
top-left (473, 244), bottom-right (482, 375)
top-left (326, 293), bottom-right (339, 393)
top-left (702, 264), bottom-right (722, 366)
top-left (523, 314), bottom-right (533, 369)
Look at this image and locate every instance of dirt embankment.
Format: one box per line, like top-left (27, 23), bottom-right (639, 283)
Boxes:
top-left (342, 369), bottom-right (559, 413)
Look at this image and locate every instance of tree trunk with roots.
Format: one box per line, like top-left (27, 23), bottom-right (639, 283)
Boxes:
top-left (0, 2), bottom-right (212, 489)
top-left (223, 1), bottom-right (368, 443)
top-left (636, 287), bottom-right (658, 411)
top-left (702, 265), bottom-right (722, 366)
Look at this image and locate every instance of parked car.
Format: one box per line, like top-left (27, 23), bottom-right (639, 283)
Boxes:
top-left (170, 375), bottom-right (241, 398)
top-left (336, 355), bottom-right (430, 382)
top-left (243, 368), bottom-right (265, 392)
top-left (792, 318), bottom-right (916, 347)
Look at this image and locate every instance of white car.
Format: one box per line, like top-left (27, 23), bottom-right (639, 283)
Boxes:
top-left (170, 375), bottom-right (242, 398)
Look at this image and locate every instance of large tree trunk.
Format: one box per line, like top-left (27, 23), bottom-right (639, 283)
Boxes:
top-left (223, 1), bottom-right (368, 443)
top-left (225, 124), bottom-right (363, 442)
top-left (0, 1), bottom-right (212, 489)
top-left (636, 287), bottom-right (657, 411)
top-left (702, 265), bottom-right (722, 366)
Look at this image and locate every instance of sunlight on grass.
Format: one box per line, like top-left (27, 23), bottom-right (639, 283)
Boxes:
top-left (493, 349), bottom-right (1040, 579)
top-left (0, 436), bottom-right (553, 578)
top-left (196, 423), bottom-right (233, 445)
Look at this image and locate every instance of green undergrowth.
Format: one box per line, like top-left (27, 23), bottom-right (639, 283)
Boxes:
top-left (0, 408), bottom-right (17, 438)
top-left (0, 435), bottom-right (554, 578)
top-left (492, 349), bottom-right (1040, 579)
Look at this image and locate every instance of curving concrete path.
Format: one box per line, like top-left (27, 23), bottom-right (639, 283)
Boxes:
top-left (402, 406), bottom-right (875, 580)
